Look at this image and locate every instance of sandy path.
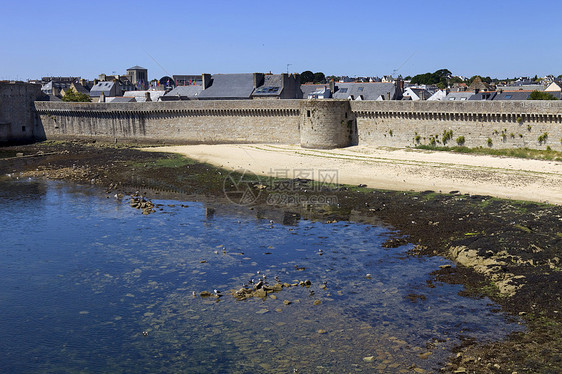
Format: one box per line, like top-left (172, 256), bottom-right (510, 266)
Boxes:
top-left (144, 144), bottom-right (562, 205)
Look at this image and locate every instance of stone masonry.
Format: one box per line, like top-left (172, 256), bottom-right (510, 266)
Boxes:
top-left (31, 99), bottom-right (562, 151)
top-left (0, 82), bottom-right (45, 144)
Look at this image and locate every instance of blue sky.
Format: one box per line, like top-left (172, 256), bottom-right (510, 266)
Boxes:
top-left (1, 0), bottom-right (560, 81)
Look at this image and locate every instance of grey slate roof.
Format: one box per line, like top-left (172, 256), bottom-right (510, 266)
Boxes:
top-left (493, 91), bottom-right (561, 100)
top-left (128, 66), bottom-right (146, 70)
top-left (404, 87), bottom-right (432, 100)
top-left (444, 92), bottom-right (474, 101)
top-left (300, 84), bottom-right (327, 99)
top-left (90, 81), bottom-right (116, 97)
top-left (494, 91), bottom-right (533, 100)
top-left (105, 97), bottom-right (136, 103)
top-left (252, 75), bottom-right (283, 96)
top-left (468, 91), bottom-right (497, 100)
top-left (163, 86), bottom-right (205, 100)
top-left (333, 82), bottom-right (396, 100)
top-left (124, 90), bottom-right (167, 102)
top-left (197, 74), bottom-right (255, 99)
top-left (71, 82), bottom-right (89, 94)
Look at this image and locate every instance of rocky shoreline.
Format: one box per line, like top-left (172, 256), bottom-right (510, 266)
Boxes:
top-left (1, 140), bottom-right (561, 373)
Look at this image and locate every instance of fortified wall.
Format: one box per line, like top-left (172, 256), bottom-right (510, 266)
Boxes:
top-left (0, 82), bottom-right (44, 143)
top-left (352, 101), bottom-right (562, 151)
top-left (33, 100), bottom-right (562, 151)
top-left (34, 100), bottom-right (353, 148)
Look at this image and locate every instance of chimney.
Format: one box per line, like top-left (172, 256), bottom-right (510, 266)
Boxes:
top-left (253, 72), bottom-right (264, 88)
top-left (100, 92), bottom-right (106, 103)
top-left (387, 91), bottom-right (391, 100)
top-left (145, 92), bottom-right (152, 102)
top-left (329, 79), bottom-right (335, 94)
top-left (202, 74), bottom-right (212, 89)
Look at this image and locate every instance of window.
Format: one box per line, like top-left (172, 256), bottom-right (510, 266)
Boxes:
top-left (339, 88), bottom-right (348, 93)
top-left (357, 87), bottom-right (364, 92)
top-left (307, 110), bottom-right (311, 118)
top-left (505, 95), bottom-right (512, 99)
top-left (254, 86), bottom-right (279, 94)
top-left (22, 126), bottom-right (26, 132)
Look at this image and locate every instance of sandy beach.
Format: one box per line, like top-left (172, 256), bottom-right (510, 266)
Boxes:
top-left (144, 144), bottom-right (562, 205)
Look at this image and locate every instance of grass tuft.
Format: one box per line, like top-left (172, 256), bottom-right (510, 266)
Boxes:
top-left (414, 145), bottom-right (562, 161)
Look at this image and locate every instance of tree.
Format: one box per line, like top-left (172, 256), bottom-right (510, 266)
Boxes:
top-left (448, 76), bottom-right (465, 85)
top-left (300, 71), bottom-right (314, 84)
top-left (433, 69), bottom-right (452, 79)
top-left (62, 87), bottom-right (91, 102)
top-left (410, 69), bottom-right (451, 85)
top-left (528, 91), bottom-right (558, 100)
top-left (468, 75), bottom-right (491, 85)
top-left (313, 72), bottom-right (326, 84)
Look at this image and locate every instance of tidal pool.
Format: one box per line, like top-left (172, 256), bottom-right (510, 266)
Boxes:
top-left (0, 180), bottom-right (523, 373)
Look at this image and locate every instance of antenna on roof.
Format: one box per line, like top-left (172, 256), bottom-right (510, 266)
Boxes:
top-left (143, 49), bottom-right (172, 77)
top-left (392, 51), bottom-right (416, 77)
top-left (286, 64), bottom-right (292, 74)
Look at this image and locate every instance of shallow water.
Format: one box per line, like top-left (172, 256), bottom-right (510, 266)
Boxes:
top-left (0, 180), bottom-right (523, 373)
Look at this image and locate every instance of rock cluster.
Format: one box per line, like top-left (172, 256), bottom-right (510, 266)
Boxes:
top-left (231, 278), bottom-right (312, 301)
top-left (129, 195), bottom-right (155, 215)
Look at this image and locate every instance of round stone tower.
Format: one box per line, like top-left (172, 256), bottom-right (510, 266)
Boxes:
top-left (299, 100), bottom-right (353, 149)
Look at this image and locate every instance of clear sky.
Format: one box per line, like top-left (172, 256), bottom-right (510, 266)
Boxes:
top-left (1, 0), bottom-right (561, 81)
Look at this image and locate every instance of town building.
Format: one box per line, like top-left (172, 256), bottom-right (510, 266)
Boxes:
top-left (332, 82), bottom-right (402, 101)
top-left (89, 81), bottom-right (122, 100)
top-left (161, 86), bottom-right (204, 101)
top-left (126, 66), bottom-right (148, 90)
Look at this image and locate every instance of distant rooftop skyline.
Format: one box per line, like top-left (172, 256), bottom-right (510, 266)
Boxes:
top-left (2, 0), bottom-right (561, 81)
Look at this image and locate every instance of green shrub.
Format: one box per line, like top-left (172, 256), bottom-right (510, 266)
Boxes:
top-left (538, 132), bottom-right (548, 145)
top-left (487, 138), bottom-right (493, 147)
top-left (528, 90), bottom-right (558, 100)
top-left (456, 135), bottom-right (465, 146)
top-left (442, 129), bottom-right (453, 144)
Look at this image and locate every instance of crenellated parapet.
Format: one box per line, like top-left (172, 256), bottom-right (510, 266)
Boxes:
top-left (35, 100), bottom-right (303, 145)
top-left (33, 100), bottom-right (562, 150)
top-left (350, 101), bottom-right (562, 150)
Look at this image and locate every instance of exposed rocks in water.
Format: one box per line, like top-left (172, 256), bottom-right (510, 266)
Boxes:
top-left (449, 245), bottom-right (525, 297)
top-left (4, 140), bottom-right (562, 373)
top-left (129, 195), bottom-right (155, 215)
top-left (382, 237), bottom-right (410, 248)
top-left (231, 277), bottom-right (311, 301)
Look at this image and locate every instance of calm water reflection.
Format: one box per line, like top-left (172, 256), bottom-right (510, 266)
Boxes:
top-left (0, 180), bottom-right (522, 373)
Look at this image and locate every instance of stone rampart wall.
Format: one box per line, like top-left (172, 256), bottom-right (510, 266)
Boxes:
top-left (351, 101), bottom-right (562, 151)
top-left (1, 82), bottom-right (44, 143)
top-left (34, 100), bottom-right (562, 151)
top-left (35, 100), bottom-right (303, 145)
